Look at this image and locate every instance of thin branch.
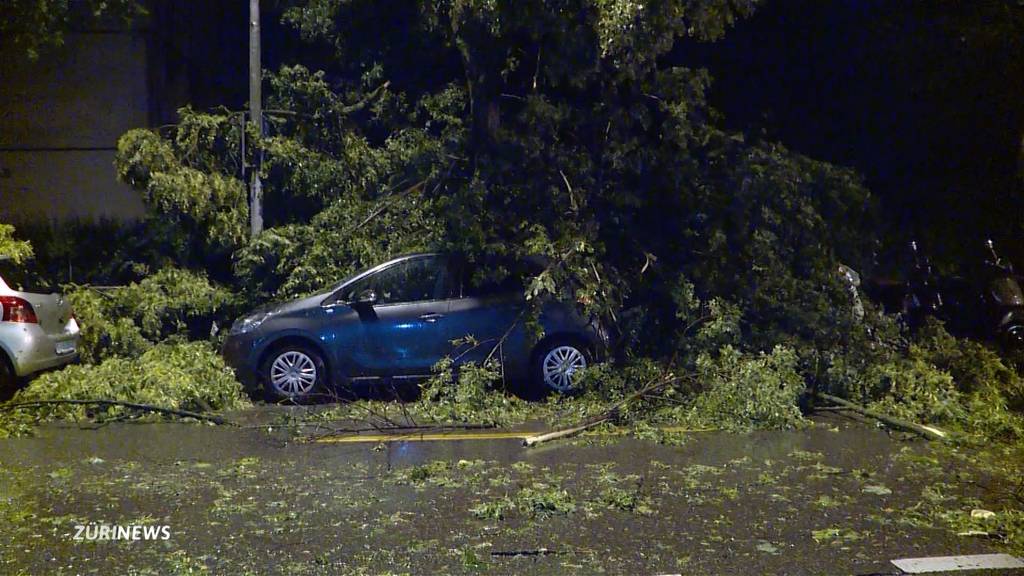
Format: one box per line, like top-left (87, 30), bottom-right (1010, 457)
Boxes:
top-left (338, 81), bottom-right (391, 115)
top-left (346, 177), bottom-right (428, 235)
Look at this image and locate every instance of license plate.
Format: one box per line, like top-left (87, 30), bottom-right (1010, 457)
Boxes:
top-left (55, 340), bottom-right (76, 355)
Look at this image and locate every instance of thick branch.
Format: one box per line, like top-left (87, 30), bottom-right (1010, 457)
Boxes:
top-left (813, 392), bottom-right (949, 441)
top-left (524, 374), bottom-right (681, 447)
top-left (0, 399), bottom-right (234, 425)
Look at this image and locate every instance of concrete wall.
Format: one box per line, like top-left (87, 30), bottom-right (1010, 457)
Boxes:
top-left (0, 30), bottom-right (149, 220)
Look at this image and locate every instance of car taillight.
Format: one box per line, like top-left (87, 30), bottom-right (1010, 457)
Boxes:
top-left (0, 296), bottom-right (38, 324)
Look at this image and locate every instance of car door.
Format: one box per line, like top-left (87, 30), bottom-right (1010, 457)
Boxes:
top-left (444, 258), bottom-right (527, 367)
top-left (337, 255), bottom-right (454, 380)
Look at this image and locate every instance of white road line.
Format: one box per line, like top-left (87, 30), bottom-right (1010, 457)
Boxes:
top-left (891, 554), bottom-right (1024, 573)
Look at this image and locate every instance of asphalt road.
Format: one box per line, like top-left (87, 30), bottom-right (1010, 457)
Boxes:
top-left (0, 411), bottom-right (1021, 575)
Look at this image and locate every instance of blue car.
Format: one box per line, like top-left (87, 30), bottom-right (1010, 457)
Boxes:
top-left (222, 253), bottom-right (609, 401)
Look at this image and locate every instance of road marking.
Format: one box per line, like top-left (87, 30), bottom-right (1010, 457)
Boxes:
top-left (310, 426), bottom-right (710, 444)
top-left (892, 554), bottom-right (1024, 573)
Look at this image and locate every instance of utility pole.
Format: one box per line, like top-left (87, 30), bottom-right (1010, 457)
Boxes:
top-left (248, 0), bottom-right (264, 237)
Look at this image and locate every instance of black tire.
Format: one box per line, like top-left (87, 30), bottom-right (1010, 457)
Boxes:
top-left (998, 325), bottom-right (1024, 370)
top-left (529, 337), bottom-right (591, 396)
top-left (260, 345), bottom-right (328, 403)
top-left (0, 355), bottom-right (15, 399)
top-left (1000, 324), bottom-right (1024, 350)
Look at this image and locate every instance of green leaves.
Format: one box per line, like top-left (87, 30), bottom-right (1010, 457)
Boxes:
top-left (0, 224), bottom-right (34, 264)
top-left (0, 342), bottom-right (249, 437)
top-left (688, 345), bottom-right (806, 431)
top-left (66, 268), bottom-right (233, 363)
top-left (116, 118), bottom-right (248, 256)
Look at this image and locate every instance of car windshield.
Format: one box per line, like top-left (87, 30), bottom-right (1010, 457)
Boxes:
top-left (0, 259), bottom-right (55, 293)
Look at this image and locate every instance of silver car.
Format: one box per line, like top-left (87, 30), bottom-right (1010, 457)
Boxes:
top-left (0, 257), bottom-right (80, 390)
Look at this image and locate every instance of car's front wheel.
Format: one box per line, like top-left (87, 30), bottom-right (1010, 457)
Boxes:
top-left (262, 346), bottom-right (326, 403)
top-left (531, 339), bottom-right (589, 395)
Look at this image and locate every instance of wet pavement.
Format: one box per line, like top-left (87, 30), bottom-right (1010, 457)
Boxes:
top-left (0, 410), bottom-right (1021, 575)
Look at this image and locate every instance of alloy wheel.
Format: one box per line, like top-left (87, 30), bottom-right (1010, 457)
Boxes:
top-left (269, 350), bottom-right (318, 397)
top-left (542, 345), bottom-right (587, 392)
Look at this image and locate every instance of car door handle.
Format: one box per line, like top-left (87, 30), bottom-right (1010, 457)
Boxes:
top-left (419, 313), bottom-right (444, 323)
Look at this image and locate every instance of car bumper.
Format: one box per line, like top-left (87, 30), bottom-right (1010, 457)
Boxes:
top-left (0, 323), bottom-right (80, 377)
top-left (222, 334), bottom-right (261, 390)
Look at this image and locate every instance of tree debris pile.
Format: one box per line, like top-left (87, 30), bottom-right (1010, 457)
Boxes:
top-left (0, 342), bottom-right (248, 438)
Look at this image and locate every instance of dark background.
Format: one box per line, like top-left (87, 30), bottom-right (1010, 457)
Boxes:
top-left (88, 0), bottom-right (1024, 272)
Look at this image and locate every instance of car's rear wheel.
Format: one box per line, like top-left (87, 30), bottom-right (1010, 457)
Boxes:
top-left (0, 355), bottom-right (15, 393)
top-left (262, 346), bottom-right (326, 403)
top-left (531, 339), bottom-right (589, 395)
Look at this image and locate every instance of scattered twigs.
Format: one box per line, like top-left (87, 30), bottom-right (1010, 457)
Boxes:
top-left (0, 399), bottom-right (233, 425)
top-left (287, 390), bottom-right (406, 430)
top-left (813, 391), bottom-right (949, 442)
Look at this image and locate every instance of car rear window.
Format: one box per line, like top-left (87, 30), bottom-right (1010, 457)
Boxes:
top-left (0, 260), bottom-right (55, 293)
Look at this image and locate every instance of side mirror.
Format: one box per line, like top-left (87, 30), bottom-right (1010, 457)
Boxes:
top-left (352, 288), bottom-right (378, 307)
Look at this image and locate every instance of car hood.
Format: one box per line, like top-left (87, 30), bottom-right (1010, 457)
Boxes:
top-left (250, 290), bottom-right (335, 317)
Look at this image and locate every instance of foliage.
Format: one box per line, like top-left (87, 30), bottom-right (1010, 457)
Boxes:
top-left (867, 357), bottom-right (965, 425)
top-left (0, 342), bottom-right (249, 437)
top-left (911, 318), bottom-right (1024, 410)
top-left (471, 482), bottom-right (576, 520)
top-left (864, 319), bottom-right (1024, 440)
top-left (686, 345), bottom-right (806, 431)
top-left (232, 180), bottom-right (443, 300)
top-left (116, 120), bottom-right (249, 261)
top-left (416, 357), bottom-right (532, 425)
top-left (594, 469), bottom-right (654, 514)
top-left (0, 223), bottom-right (33, 264)
top-left (811, 316), bottom-right (1024, 441)
top-left (67, 268), bottom-right (234, 363)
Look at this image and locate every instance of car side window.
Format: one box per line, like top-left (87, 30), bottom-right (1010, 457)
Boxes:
top-left (345, 256), bottom-right (448, 305)
top-left (460, 258), bottom-right (529, 298)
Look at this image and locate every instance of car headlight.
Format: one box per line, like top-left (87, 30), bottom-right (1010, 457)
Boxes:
top-left (229, 311), bottom-right (274, 335)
